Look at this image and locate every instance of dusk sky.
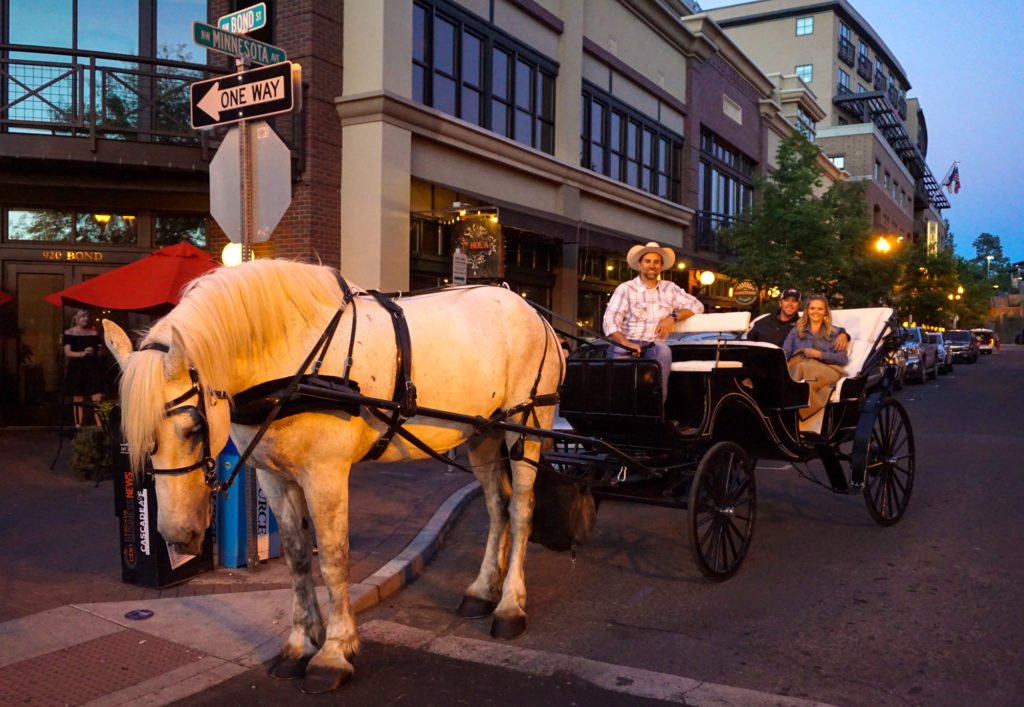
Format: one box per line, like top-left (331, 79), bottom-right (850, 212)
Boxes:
top-left (696, 0), bottom-right (1024, 264)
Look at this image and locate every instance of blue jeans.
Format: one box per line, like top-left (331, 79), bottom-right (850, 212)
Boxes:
top-left (609, 340), bottom-right (671, 402)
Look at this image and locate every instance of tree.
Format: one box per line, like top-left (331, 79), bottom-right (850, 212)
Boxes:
top-left (722, 133), bottom-right (897, 308)
top-left (722, 134), bottom-right (843, 304)
top-left (826, 180), bottom-right (900, 307)
top-left (971, 232), bottom-right (1011, 291)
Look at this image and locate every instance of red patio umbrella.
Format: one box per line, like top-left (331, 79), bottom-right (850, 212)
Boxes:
top-left (45, 241), bottom-right (221, 315)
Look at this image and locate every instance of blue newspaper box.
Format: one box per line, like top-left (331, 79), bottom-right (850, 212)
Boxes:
top-left (215, 438), bottom-right (281, 567)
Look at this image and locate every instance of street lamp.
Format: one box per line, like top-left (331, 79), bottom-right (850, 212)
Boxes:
top-left (875, 236), bottom-right (891, 253)
top-left (986, 255), bottom-right (994, 278)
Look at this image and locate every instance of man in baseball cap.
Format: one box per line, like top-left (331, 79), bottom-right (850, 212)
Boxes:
top-left (747, 287), bottom-right (849, 350)
top-left (603, 241), bottom-right (704, 401)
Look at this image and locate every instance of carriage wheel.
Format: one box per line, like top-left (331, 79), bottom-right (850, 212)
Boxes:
top-left (860, 398), bottom-right (915, 526)
top-left (687, 441), bottom-right (756, 582)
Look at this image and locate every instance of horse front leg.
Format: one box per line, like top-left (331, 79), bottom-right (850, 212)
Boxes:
top-left (457, 433), bottom-right (511, 620)
top-left (489, 437), bottom-right (540, 640)
top-left (256, 469), bottom-right (324, 681)
top-left (298, 463), bottom-right (358, 694)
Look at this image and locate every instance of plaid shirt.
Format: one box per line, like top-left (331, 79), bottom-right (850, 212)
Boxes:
top-left (603, 276), bottom-right (704, 342)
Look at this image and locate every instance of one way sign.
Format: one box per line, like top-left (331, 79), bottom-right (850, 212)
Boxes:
top-left (190, 61), bottom-right (295, 129)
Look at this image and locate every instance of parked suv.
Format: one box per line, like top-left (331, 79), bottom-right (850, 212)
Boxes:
top-left (971, 328), bottom-right (996, 355)
top-left (927, 332), bottom-right (953, 374)
top-left (945, 329), bottom-right (979, 364)
top-left (901, 326), bottom-right (939, 383)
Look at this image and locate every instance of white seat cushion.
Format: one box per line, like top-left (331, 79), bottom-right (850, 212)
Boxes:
top-left (672, 311), bottom-right (751, 335)
top-left (670, 360), bottom-right (743, 372)
top-left (829, 307), bottom-right (893, 402)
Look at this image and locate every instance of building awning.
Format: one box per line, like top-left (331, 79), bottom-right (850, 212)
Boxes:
top-left (833, 91), bottom-right (949, 210)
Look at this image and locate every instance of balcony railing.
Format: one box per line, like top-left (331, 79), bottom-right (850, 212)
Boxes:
top-left (695, 211), bottom-right (740, 256)
top-left (857, 56), bottom-right (872, 81)
top-left (898, 97), bottom-right (907, 120)
top-left (836, 81), bottom-right (852, 95)
top-left (1, 43), bottom-right (221, 149)
top-left (874, 73), bottom-right (885, 91)
top-left (837, 37), bottom-right (855, 66)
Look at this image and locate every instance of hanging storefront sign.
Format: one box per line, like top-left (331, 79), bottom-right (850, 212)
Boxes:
top-left (733, 280), bottom-right (759, 306)
top-left (455, 216), bottom-right (503, 279)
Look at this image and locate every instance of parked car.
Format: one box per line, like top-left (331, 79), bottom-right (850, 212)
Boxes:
top-left (971, 328), bottom-right (996, 355)
top-left (927, 332), bottom-right (954, 374)
top-left (901, 326), bottom-right (939, 383)
top-left (945, 329), bottom-right (979, 364)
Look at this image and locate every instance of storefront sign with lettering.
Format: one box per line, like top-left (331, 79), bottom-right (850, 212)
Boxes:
top-left (42, 250), bottom-right (104, 261)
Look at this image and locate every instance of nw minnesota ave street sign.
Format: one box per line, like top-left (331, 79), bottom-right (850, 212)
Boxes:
top-left (190, 61), bottom-right (294, 129)
top-left (192, 21), bottom-right (285, 65)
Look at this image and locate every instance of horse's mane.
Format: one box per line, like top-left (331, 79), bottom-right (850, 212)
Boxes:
top-left (120, 259), bottom-right (348, 470)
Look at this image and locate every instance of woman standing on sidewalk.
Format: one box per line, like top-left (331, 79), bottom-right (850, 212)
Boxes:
top-left (62, 309), bottom-right (103, 427)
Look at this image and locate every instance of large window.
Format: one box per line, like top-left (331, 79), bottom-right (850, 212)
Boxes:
top-left (837, 68), bottom-right (851, 93)
top-left (7, 208), bottom-right (138, 244)
top-left (697, 129), bottom-right (753, 246)
top-left (795, 64), bottom-right (813, 83)
top-left (580, 85), bottom-right (683, 203)
top-left (796, 17), bottom-right (814, 36)
top-left (413, 1), bottom-right (556, 153)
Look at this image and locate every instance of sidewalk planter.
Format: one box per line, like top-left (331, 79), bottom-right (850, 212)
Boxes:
top-left (214, 438), bottom-right (281, 568)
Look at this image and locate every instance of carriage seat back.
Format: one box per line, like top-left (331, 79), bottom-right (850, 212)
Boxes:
top-left (829, 307), bottom-right (893, 380)
top-left (672, 311), bottom-right (751, 335)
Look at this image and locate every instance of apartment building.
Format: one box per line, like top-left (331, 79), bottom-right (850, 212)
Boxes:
top-left (704, 0), bottom-right (948, 250)
top-left (1, 0), bottom-right (817, 425)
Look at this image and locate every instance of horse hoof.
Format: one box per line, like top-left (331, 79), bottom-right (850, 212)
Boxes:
top-left (457, 595), bottom-right (497, 619)
top-left (268, 654), bottom-right (311, 680)
top-left (300, 664), bottom-right (352, 694)
top-left (490, 614), bottom-right (526, 640)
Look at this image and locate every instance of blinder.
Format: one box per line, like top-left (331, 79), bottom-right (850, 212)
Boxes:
top-left (151, 366), bottom-right (228, 490)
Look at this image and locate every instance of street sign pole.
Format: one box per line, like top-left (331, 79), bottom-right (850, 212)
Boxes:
top-left (230, 53), bottom-right (260, 572)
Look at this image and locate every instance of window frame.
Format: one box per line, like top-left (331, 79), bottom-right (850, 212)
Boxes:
top-left (580, 82), bottom-right (683, 203)
top-left (413, 0), bottom-right (557, 154)
top-left (794, 64), bottom-right (813, 83)
top-left (795, 16), bottom-right (814, 36)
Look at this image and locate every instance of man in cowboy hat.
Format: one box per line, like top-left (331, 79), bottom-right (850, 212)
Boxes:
top-left (747, 287), bottom-right (849, 350)
top-left (603, 241), bottom-right (704, 400)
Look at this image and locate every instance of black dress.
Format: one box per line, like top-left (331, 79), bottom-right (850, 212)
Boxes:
top-left (63, 331), bottom-right (103, 396)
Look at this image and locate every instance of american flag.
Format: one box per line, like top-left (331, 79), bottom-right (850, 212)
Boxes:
top-left (942, 162), bottom-right (961, 194)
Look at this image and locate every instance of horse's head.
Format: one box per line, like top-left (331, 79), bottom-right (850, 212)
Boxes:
top-left (104, 320), bottom-right (231, 555)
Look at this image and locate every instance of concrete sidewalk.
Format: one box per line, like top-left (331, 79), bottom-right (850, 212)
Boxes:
top-left (0, 429), bottom-right (480, 706)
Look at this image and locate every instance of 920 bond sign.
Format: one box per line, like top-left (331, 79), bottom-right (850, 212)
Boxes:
top-left (190, 61), bottom-right (295, 129)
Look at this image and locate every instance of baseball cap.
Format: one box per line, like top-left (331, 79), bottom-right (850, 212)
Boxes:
top-left (781, 288), bottom-right (801, 301)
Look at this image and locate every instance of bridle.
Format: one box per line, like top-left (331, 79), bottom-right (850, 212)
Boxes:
top-left (142, 344), bottom-right (228, 491)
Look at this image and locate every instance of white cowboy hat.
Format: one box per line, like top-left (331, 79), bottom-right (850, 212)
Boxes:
top-left (626, 241), bottom-right (676, 270)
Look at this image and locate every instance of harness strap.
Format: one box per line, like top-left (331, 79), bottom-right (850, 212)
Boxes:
top-left (223, 306), bottom-right (346, 495)
top-left (364, 406), bottom-right (477, 473)
top-left (360, 290), bottom-right (417, 462)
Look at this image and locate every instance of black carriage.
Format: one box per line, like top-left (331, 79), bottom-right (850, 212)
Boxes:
top-left (543, 307), bottom-right (914, 581)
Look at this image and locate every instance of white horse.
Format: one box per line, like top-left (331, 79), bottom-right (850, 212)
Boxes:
top-left (103, 259), bottom-right (564, 693)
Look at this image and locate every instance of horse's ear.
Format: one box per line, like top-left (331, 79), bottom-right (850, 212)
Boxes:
top-left (103, 320), bottom-right (133, 369)
top-left (165, 325), bottom-right (190, 376)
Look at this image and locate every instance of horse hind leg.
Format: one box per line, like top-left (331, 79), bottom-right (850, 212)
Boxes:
top-left (256, 470), bottom-right (324, 681)
top-left (457, 432), bottom-right (510, 620)
top-left (487, 436), bottom-right (541, 640)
